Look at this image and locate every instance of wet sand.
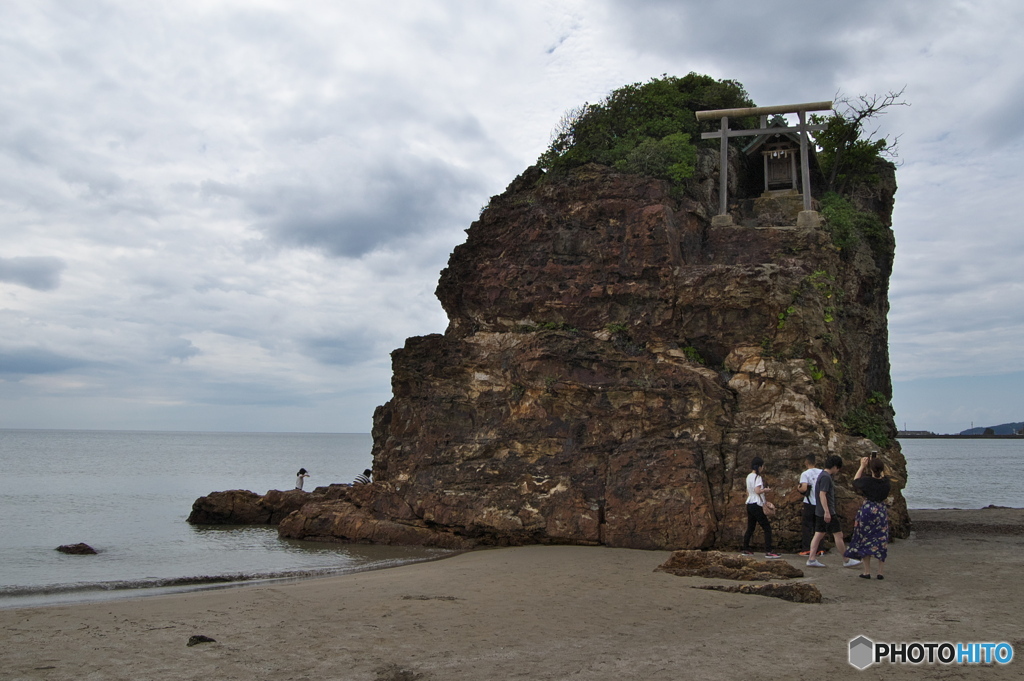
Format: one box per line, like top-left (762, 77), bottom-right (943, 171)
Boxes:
top-left (2, 508), bottom-right (1021, 680)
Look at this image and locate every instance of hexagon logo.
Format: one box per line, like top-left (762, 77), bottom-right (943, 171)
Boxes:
top-left (849, 635), bottom-right (875, 670)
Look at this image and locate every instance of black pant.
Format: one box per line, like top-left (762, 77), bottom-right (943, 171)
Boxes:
top-left (743, 503), bottom-right (773, 552)
top-left (801, 503), bottom-right (817, 551)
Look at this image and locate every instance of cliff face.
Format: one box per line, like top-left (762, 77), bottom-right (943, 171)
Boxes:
top-left (278, 159), bottom-right (908, 550)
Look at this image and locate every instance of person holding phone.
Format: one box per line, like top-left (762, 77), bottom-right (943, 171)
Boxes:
top-left (742, 456), bottom-right (780, 559)
top-left (845, 455), bottom-right (891, 579)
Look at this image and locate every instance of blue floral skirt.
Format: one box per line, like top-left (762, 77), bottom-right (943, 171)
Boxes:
top-left (845, 500), bottom-right (889, 562)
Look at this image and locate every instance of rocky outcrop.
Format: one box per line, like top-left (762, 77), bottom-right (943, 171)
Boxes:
top-left (277, 483), bottom-right (474, 549)
top-left (655, 550), bottom-right (803, 581)
top-left (693, 582), bottom-right (822, 603)
top-left (186, 635), bottom-right (217, 647)
top-left (187, 489), bottom-right (317, 525)
top-left (186, 485), bottom-right (475, 550)
top-left (276, 156), bottom-right (908, 550)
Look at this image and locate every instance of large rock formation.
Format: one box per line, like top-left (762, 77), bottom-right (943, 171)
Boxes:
top-left (278, 155), bottom-right (908, 550)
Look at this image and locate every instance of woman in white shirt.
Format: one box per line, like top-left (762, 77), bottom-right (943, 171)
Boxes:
top-left (742, 456), bottom-right (779, 558)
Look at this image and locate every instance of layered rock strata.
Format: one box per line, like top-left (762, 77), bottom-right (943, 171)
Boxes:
top-left (276, 159), bottom-right (909, 550)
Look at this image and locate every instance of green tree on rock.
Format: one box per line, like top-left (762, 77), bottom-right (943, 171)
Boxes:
top-left (538, 73), bottom-right (755, 184)
top-left (812, 88), bottom-right (908, 195)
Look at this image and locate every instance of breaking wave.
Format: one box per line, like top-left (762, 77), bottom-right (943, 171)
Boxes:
top-left (0, 555), bottom-right (450, 608)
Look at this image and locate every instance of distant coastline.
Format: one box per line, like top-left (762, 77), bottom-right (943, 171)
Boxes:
top-left (898, 432), bottom-right (1024, 439)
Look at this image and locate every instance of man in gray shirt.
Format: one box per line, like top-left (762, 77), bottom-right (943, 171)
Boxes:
top-left (807, 455), bottom-right (861, 569)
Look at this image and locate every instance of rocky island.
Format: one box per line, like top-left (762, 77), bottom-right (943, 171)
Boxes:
top-left (191, 75), bottom-right (909, 551)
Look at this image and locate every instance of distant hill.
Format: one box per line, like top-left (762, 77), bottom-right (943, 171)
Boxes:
top-left (960, 422), bottom-right (1024, 435)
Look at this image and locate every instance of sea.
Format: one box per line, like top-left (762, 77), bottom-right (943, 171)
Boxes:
top-left (898, 438), bottom-right (1024, 509)
top-left (0, 431), bottom-right (1019, 609)
top-left (0, 430), bottom-right (450, 610)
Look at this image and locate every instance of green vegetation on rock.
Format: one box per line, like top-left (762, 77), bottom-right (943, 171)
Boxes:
top-left (843, 406), bottom-right (892, 448)
top-left (682, 346), bottom-right (705, 365)
top-left (538, 73), bottom-right (754, 184)
top-left (805, 359), bottom-right (825, 382)
top-left (820, 192), bottom-right (886, 252)
top-left (811, 89), bottom-right (907, 195)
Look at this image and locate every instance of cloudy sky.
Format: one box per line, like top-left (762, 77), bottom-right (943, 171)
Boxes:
top-left (1, 0), bottom-right (1022, 434)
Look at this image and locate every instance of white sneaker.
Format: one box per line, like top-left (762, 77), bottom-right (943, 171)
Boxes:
top-left (843, 558), bottom-right (862, 568)
top-left (806, 559), bottom-right (826, 568)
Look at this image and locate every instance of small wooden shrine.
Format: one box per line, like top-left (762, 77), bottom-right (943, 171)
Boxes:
top-left (744, 116), bottom-right (802, 192)
top-left (695, 101), bottom-right (832, 224)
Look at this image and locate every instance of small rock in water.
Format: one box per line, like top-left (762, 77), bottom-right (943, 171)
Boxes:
top-left (56, 543), bottom-right (97, 555)
top-left (186, 635), bottom-right (217, 647)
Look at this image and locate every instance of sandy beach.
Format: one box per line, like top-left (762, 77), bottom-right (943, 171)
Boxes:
top-left (2, 508), bottom-right (1021, 680)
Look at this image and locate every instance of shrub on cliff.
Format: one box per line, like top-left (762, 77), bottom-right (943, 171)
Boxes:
top-left (842, 406), bottom-right (893, 448)
top-left (820, 192), bottom-right (888, 255)
top-left (538, 73), bottom-right (755, 183)
top-left (812, 88), bottom-right (907, 194)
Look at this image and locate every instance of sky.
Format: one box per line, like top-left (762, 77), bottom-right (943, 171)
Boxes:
top-left (1, 0), bottom-right (1022, 435)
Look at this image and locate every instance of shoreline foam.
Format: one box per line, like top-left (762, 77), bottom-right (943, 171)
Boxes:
top-left (0, 552), bottom-right (457, 611)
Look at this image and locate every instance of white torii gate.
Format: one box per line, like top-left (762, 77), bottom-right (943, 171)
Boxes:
top-left (696, 101), bottom-right (832, 224)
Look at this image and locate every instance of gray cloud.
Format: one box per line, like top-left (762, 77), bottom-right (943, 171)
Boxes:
top-left (981, 76), bottom-right (1024, 144)
top-left (0, 256), bottom-right (66, 291)
top-left (0, 1), bottom-right (1021, 435)
top-left (251, 159), bottom-right (483, 258)
top-left (603, 0), bottom-right (904, 87)
top-left (0, 348), bottom-right (88, 375)
top-left (299, 326), bottom-right (397, 367)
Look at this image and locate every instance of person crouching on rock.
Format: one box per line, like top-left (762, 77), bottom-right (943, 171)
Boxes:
top-left (845, 455), bottom-right (891, 580)
top-left (295, 468), bottom-right (310, 490)
top-left (353, 469), bottom-right (372, 485)
top-left (742, 457), bottom-right (780, 559)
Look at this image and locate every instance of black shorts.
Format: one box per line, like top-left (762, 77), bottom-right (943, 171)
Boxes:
top-left (814, 515), bottom-right (841, 533)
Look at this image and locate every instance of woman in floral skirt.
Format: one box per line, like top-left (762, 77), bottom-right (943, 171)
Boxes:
top-left (845, 456), bottom-right (891, 580)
